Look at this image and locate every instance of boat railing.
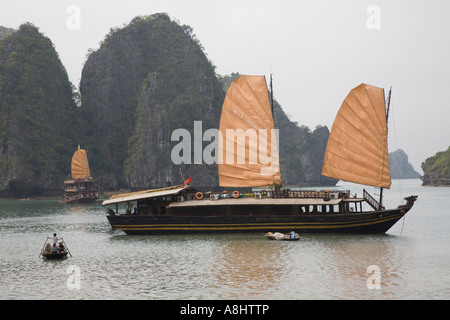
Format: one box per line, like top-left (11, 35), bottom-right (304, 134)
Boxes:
top-left (276, 189), bottom-right (351, 199)
top-left (363, 189), bottom-right (383, 210)
top-left (192, 189), bottom-right (352, 200)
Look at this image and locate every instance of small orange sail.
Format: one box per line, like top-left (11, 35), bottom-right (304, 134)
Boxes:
top-left (218, 75), bottom-right (282, 187)
top-left (322, 83), bottom-right (391, 189)
top-left (71, 145), bottom-right (91, 179)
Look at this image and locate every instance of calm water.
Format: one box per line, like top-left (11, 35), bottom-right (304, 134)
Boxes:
top-left (0, 179), bottom-right (449, 300)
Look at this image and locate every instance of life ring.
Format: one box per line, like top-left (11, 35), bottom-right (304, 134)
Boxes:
top-left (195, 192), bottom-right (203, 200)
top-left (232, 190), bottom-right (240, 199)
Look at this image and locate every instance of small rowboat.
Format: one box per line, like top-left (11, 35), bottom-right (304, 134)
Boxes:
top-left (39, 236), bottom-right (72, 259)
top-left (265, 232), bottom-right (300, 241)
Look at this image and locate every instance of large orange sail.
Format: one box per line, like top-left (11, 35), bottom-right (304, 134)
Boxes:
top-left (218, 75), bottom-right (282, 187)
top-left (322, 83), bottom-right (391, 188)
top-left (71, 145), bottom-right (91, 179)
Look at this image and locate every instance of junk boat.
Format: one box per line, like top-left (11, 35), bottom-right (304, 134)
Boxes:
top-left (102, 76), bottom-right (417, 235)
top-left (61, 145), bottom-right (98, 204)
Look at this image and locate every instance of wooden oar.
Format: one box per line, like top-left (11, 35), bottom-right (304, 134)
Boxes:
top-left (60, 238), bottom-right (73, 257)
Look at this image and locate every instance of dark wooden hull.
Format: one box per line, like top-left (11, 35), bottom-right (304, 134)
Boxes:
top-left (41, 251), bottom-right (68, 259)
top-left (107, 206), bottom-right (412, 235)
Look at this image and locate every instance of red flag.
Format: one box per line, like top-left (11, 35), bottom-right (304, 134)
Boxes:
top-left (184, 177), bottom-right (191, 185)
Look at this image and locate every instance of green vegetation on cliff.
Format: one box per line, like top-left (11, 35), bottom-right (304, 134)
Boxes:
top-left (0, 26), bottom-right (15, 40)
top-left (82, 14), bottom-right (336, 190)
top-left (421, 146), bottom-right (450, 186)
top-left (0, 23), bottom-right (79, 196)
top-left (1, 14), bottom-right (339, 196)
top-left (80, 13), bottom-right (224, 189)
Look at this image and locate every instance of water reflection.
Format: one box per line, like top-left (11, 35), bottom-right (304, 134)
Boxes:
top-left (1, 180), bottom-right (450, 300)
top-left (298, 234), bottom-right (411, 299)
top-left (211, 236), bottom-right (289, 299)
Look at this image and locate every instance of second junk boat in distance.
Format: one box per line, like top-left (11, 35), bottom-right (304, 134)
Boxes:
top-left (102, 75), bottom-right (417, 235)
top-left (61, 145), bottom-right (98, 204)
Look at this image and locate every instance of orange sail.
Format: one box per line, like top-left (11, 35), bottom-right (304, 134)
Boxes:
top-left (322, 83), bottom-right (391, 188)
top-left (71, 145), bottom-right (91, 179)
top-left (218, 75), bottom-right (282, 187)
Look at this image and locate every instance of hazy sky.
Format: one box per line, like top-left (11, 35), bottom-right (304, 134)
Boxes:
top-left (1, 0), bottom-right (449, 173)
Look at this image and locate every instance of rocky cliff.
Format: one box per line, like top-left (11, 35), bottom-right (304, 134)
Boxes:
top-left (80, 14), bottom-right (224, 190)
top-left (0, 15), bottom-right (338, 196)
top-left (0, 23), bottom-right (79, 196)
top-left (81, 14), bottom-right (336, 190)
top-left (389, 149), bottom-right (421, 179)
top-left (273, 101), bottom-right (337, 187)
top-left (421, 146), bottom-right (450, 186)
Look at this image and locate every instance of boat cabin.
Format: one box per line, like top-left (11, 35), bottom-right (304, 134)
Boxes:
top-left (103, 185), bottom-right (369, 217)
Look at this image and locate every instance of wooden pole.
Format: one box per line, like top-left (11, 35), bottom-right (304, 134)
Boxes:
top-left (60, 237), bottom-right (72, 257)
top-left (379, 87), bottom-right (392, 208)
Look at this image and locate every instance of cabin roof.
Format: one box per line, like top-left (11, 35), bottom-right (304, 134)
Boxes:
top-left (102, 185), bottom-right (188, 206)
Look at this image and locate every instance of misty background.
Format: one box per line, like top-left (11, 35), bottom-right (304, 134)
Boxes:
top-left (1, 0), bottom-right (449, 173)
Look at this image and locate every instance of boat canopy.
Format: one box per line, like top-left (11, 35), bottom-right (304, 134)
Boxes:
top-left (102, 185), bottom-right (188, 206)
top-left (321, 83), bottom-right (391, 189)
top-left (218, 75), bottom-right (282, 188)
top-left (71, 145), bottom-right (91, 179)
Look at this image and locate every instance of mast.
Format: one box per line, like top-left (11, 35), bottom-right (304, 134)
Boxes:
top-left (270, 74), bottom-right (274, 115)
top-left (379, 87), bottom-right (392, 207)
top-left (269, 74), bottom-right (281, 192)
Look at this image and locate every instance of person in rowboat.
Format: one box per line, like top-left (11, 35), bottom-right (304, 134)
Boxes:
top-left (52, 233), bottom-right (59, 245)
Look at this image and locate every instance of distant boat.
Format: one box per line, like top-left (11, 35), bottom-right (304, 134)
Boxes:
top-left (61, 145), bottom-right (98, 204)
top-left (102, 76), bottom-right (417, 235)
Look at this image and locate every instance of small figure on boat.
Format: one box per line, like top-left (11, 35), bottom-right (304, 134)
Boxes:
top-left (52, 233), bottom-right (58, 245)
top-left (265, 231), bottom-right (300, 241)
top-left (43, 243), bottom-right (52, 255)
